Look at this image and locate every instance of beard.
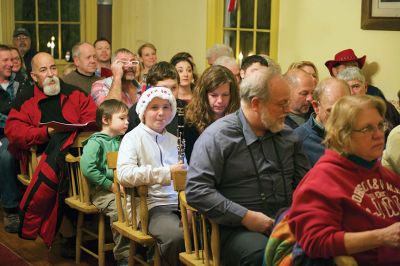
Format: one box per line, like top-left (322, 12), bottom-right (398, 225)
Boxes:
top-left (123, 71), bottom-right (136, 81)
top-left (43, 76), bottom-right (61, 96)
top-left (260, 108), bottom-right (285, 133)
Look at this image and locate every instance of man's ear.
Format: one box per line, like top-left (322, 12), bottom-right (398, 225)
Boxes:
top-left (311, 100), bottom-right (319, 115)
top-left (30, 72), bottom-right (37, 82)
top-left (250, 97), bottom-right (261, 113)
top-left (240, 69), bottom-right (245, 79)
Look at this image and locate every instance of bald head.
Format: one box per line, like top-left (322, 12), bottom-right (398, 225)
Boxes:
top-left (72, 42), bottom-right (97, 75)
top-left (284, 68), bottom-right (315, 115)
top-left (30, 52), bottom-right (60, 95)
top-left (312, 78), bottom-right (350, 125)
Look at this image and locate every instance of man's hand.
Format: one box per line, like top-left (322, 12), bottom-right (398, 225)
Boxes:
top-left (241, 210), bottom-right (274, 235)
top-left (47, 126), bottom-right (56, 136)
top-left (111, 59), bottom-right (124, 79)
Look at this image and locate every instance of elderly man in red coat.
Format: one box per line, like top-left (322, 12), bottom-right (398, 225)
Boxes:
top-left (5, 52), bottom-right (97, 247)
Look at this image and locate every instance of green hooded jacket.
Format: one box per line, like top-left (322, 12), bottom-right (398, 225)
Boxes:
top-left (80, 132), bottom-right (121, 192)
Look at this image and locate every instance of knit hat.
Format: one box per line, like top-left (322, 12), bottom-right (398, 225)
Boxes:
top-left (136, 86), bottom-right (177, 124)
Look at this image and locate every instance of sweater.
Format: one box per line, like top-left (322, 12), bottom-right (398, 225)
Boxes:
top-left (288, 149), bottom-right (400, 265)
top-left (117, 123), bottom-right (180, 211)
top-left (80, 132), bottom-right (121, 192)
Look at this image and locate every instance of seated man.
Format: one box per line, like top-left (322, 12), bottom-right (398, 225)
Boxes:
top-left (337, 67), bottom-right (400, 135)
top-left (5, 52), bottom-right (97, 247)
top-left (186, 68), bottom-right (309, 265)
top-left (0, 44), bottom-right (26, 233)
top-left (62, 42), bottom-right (100, 94)
top-left (325, 48), bottom-right (386, 100)
top-left (214, 56), bottom-right (241, 84)
top-left (94, 38), bottom-right (112, 78)
top-left (91, 48), bottom-right (141, 109)
top-left (240, 55), bottom-right (270, 80)
top-left (284, 69), bottom-right (315, 129)
top-left (294, 78), bottom-right (350, 166)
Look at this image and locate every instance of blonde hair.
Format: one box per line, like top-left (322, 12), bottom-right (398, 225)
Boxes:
top-left (288, 60), bottom-right (319, 82)
top-left (324, 95), bottom-right (386, 155)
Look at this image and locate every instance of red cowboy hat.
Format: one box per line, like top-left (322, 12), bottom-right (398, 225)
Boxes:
top-left (325, 49), bottom-right (366, 76)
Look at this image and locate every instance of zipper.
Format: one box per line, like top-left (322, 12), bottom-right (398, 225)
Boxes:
top-left (155, 135), bottom-right (164, 166)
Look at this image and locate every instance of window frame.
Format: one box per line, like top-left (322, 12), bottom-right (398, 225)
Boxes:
top-left (206, 0), bottom-right (279, 62)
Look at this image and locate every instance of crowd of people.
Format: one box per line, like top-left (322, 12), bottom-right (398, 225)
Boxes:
top-left (1, 26), bottom-right (400, 266)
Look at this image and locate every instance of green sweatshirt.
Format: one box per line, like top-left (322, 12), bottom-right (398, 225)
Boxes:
top-left (80, 132), bottom-right (121, 191)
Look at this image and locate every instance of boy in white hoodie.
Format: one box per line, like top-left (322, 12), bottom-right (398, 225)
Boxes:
top-left (117, 86), bottom-right (186, 265)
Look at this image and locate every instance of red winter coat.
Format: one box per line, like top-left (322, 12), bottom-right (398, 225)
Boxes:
top-left (5, 81), bottom-right (97, 247)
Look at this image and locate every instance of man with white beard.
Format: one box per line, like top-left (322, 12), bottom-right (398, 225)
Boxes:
top-left (186, 67), bottom-right (310, 266)
top-left (5, 52), bottom-right (97, 248)
top-left (91, 48), bottom-right (142, 109)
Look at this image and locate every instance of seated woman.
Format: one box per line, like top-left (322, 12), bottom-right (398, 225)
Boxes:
top-left (288, 95), bottom-right (400, 265)
top-left (184, 65), bottom-right (240, 162)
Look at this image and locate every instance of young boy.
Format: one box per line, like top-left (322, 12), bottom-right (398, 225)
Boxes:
top-left (80, 99), bottom-right (130, 266)
top-left (117, 86), bottom-right (187, 266)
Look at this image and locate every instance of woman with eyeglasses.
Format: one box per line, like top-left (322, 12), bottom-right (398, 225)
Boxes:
top-left (287, 95), bottom-right (400, 265)
top-left (9, 46), bottom-right (33, 89)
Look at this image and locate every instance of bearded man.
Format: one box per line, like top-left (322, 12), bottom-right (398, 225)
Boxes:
top-left (5, 52), bottom-right (97, 247)
top-left (91, 48), bottom-right (142, 109)
top-left (186, 67), bottom-right (310, 265)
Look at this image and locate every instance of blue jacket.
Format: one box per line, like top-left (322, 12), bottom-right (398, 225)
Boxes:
top-left (294, 114), bottom-right (325, 166)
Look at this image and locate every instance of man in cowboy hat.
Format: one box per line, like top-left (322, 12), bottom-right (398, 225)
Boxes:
top-left (325, 48), bottom-right (386, 100)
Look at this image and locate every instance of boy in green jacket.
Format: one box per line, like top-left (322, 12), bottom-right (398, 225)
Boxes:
top-left (80, 99), bottom-right (129, 266)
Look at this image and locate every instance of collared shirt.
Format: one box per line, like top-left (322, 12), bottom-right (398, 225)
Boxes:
top-left (186, 109), bottom-right (310, 226)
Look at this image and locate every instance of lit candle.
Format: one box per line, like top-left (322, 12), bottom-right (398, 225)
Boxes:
top-left (47, 36), bottom-right (55, 57)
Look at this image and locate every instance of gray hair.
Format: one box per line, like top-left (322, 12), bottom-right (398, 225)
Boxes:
top-left (213, 55), bottom-right (238, 69)
top-left (206, 44), bottom-right (234, 60)
top-left (313, 78), bottom-right (350, 102)
top-left (111, 48), bottom-right (135, 63)
top-left (71, 42), bottom-right (92, 58)
top-left (240, 68), bottom-right (277, 103)
top-left (336, 66), bottom-right (366, 84)
top-left (259, 54), bottom-right (282, 74)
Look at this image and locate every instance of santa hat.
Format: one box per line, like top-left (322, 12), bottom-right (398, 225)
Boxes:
top-left (136, 86), bottom-right (177, 124)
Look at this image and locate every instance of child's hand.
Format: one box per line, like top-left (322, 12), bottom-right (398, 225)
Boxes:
top-left (170, 163), bottom-right (187, 172)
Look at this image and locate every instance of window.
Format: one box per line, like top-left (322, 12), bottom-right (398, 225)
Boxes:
top-left (14, 0), bottom-right (81, 60)
top-left (207, 0), bottom-right (279, 61)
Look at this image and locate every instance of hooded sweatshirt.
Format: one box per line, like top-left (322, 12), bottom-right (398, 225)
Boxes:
top-left (80, 132), bottom-right (121, 192)
top-left (288, 149), bottom-right (400, 266)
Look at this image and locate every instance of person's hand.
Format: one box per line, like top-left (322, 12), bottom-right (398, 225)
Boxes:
top-left (241, 210), bottom-right (274, 235)
top-left (378, 222), bottom-right (400, 248)
top-left (170, 163), bottom-right (187, 172)
top-left (47, 126), bottom-right (56, 136)
top-left (111, 59), bottom-right (124, 79)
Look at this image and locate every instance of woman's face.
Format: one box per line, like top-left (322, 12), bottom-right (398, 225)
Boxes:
top-left (349, 107), bottom-right (386, 161)
top-left (10, 49), bottom-right (22, 72)
top-left (140, 47), bottom-right (157, 69)
top-left (175, 61), bottom-right (193, 88)
top-left (207, 83), bottom-right (231, 119)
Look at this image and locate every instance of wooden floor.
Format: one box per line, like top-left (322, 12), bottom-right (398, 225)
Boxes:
top-left (0, 208), bottom-right (114, 266)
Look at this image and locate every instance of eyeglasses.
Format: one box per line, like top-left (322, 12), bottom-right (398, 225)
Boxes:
top-left (352, 121), bottom-right (389, 134)
top-left (14, 36), bottom-right (29, 41)
top-left (120, 60), bottom-right (139, 66)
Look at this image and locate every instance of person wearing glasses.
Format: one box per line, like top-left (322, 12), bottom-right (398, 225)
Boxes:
top-left (12, 27), bottom-right (37, 73)
top-left (288, 95), bottom-right (400, 265)
top-left (294, 78), bottom-right (350, 166)
top-left (337, 67), bottom-right (400, 138)
top-left (91, 48), bottom-right (141, 108)
top-left (186, 67), bottom-right (309, 265)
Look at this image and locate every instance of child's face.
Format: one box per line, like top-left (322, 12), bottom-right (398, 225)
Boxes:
top-left (105, 110), bottom-right (129, 136)
top-left (144, 97), bottom-right (172, 134)
top-left (155, 79), bottom-right (179, 98)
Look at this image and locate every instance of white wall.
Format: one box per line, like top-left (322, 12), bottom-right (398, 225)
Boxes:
top-left (278, 0), bottom-right (400, 100)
